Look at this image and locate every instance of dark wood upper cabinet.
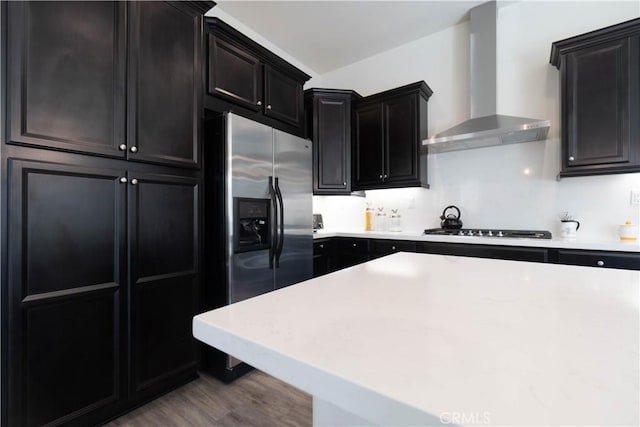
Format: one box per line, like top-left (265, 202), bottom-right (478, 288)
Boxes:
top-left (128, 1), bottom-right (204, 168)
top-left (551, 19), bottom-right (640, 177)
top-left (354, 102), bottom-right (385, 188)
top-left (353, 81), bottom-right (432, 190)
top-left (264, 65), bottom-right (303, 127)
top-left (6, 1), bottom-right (127, 158)
top-left (205, 17), bottom-right (310, 135)
top-left (305, 88), bottom-right (361, 195)
top-left (6, 1), bottom-right (206, 168)
top-left (208, 35), bottom-right (262, 111)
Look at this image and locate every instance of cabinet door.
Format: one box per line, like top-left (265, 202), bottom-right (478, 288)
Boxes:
top-left (563, 38), bottom-right (632, 169)
top-left (6, 159), bottom-right (126, 427)
top-left (6, 2), bottom-right (126, 158)
top-left (264, 65), bottom-right (304, 127)
top-left (354, 103), bottom-right (384, 188)
top-left (314, 96), bottom-right (351, 193)
top-left (385, 94), bottom-right (419, 183)
top-left (208, 35), bottom-right (263, 111)
top-left (128, 172), bottom-right (200, 399)
top-left (128, 1), bottom-right (203, 168)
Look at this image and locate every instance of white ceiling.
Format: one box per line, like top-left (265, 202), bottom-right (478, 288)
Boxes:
top-left (213, 1), bottom-right (486, 75)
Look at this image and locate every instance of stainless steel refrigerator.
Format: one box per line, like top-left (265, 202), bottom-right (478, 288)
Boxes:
top-left (204, 112), bottom-right (313, 381)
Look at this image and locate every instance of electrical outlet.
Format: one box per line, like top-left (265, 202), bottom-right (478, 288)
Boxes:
top-left (631, 189), bottom-right (640, 206)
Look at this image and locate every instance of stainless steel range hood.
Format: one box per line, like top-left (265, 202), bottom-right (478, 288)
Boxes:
top-left (423, 1), bottom-right (550, 153)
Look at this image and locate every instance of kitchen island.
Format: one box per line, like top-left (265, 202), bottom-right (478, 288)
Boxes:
top-left (193, 252), bottom-right (639, 426)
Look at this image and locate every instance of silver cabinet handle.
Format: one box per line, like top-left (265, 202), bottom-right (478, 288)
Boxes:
top-left (257, 101), bottom-right (262, 106)
top-left (119, 143), bottom-right (127, 151)
top-left (130, 178), bottom-right (138, 185)
top-left (266, 104), bottom-right (272, 110)
top-left (568, 156), bottom-right (575, 161)
top-left (119, 177), bottom-right (127, 183)
top-left (130, 146), bottom-right (138, 153)
top-left (597, 260), bottom-right (604, 267)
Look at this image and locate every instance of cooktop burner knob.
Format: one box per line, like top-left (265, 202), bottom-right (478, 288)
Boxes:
top-left (467, 230), bottom-right (474, 236)
top-left (497, 231), bottom-right (504, 237)
top-left (487, 231), bottom-right (493, 237)
top-left (477, 230), bottom-right (483, 236)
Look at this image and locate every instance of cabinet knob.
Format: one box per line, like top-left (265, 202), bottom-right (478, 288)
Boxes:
top-left (384, 174), bottom-right (388, 179)
top-left (343, 182), bottom-right (347, 186)
top-left (257, 101), bottom-right (262, 106)
top-left (119, 143), bottom-right (127, 151)
top-left (130, 146), bottom-right (138, 153)
top-left (352, 243), bottom-right (357, 247)
top-left (379, 174), bottom-right (383, 179)
top-left (130, 178), bottom-right (138, 185)
top-left (392, 246), bottom-right (396, 250)
top-left (319, 244), bottom-right (324, 248)
top-left (568, 156), bottom-right (575, 161)
top-left (266, 104), bottom-right (272, 110)
top-left (597, 260), bottom-right (604, 267)
top-left (119, 177), bottom-right (127, 184)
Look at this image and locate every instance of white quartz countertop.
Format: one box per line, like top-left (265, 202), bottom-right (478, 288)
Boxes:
top-left (314, 229), bottom-right (640, 252)
top-left (194, 253), bottom-right (640, 426)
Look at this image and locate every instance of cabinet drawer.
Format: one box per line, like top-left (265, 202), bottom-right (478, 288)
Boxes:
top-left (373, 240), bottom-right (417, 255)
top-left (313, 239), bottom-right (333, 255)
top-left (336, 238), bottom-right (370, 254)
top-left (556, 250), bottom-right (639, 270)
top-left (418, 242), bottom-right (547, 263)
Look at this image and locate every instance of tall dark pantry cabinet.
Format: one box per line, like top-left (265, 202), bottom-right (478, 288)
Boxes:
top-left (0, 1), bottom-right (213, 426)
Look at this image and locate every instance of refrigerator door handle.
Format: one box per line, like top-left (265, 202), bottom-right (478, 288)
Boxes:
top-left (268, 176), bottom-right (278, 269)
top-left (274, 177), bottom-right (285, 267)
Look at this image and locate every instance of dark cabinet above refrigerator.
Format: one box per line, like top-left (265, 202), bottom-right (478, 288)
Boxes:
top-left (205, 17), bottom-right (310, 136)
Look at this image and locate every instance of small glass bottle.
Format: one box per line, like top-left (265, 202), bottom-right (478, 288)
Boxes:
top-left (389, 209), bottom-right (402, 232)
top-left (375, 206), bottom-right (386, 231)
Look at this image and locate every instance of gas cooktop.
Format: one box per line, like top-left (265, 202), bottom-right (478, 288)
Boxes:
top-left (423, 228), bottom-right (552, 239)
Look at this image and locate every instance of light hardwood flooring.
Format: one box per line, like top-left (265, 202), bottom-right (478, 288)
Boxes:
top-left (105, 370), bottom-right (312, 426)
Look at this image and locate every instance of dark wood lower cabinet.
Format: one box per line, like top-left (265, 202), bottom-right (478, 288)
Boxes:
top-left (551, 249), bottom-right (640, 270)
top-left (313, 237), bottom-right (638, 277)
top-left (128, 173), bottom-right (200, 398)
top-left (417, 242), bottom-right (548, 263)
top-left (6, 159), bottom-right (127, 427)
top-left (4, 159), bottom-right (201, 426)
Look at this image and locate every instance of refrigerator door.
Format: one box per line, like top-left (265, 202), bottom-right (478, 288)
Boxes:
top-left (273, 129), bottom-right (313, 289)
top-left (227, 114), bottom-right (274, 304)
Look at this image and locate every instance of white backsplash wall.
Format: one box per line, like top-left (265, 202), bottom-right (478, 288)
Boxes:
top-left (313, 1), bottom-right (640, 241)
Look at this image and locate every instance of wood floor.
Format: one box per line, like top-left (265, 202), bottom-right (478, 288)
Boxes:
top-left (104, 370), bottom-right (312, 426)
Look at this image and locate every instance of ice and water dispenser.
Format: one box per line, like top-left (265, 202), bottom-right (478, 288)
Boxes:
top-left (233, 197), bottom-right (270, 253)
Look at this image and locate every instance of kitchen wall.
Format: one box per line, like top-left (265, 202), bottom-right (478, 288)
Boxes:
top-left (312, 1), bottom-right (640, 241)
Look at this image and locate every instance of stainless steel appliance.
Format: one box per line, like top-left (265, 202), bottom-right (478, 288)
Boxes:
top-left (204, 113), bottom-right (312, 381)
top-left (424, 228), bottom-right (552, 239)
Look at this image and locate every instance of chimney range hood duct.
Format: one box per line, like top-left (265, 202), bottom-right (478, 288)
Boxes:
top-left (423, 1), bottom-right (550, 153)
